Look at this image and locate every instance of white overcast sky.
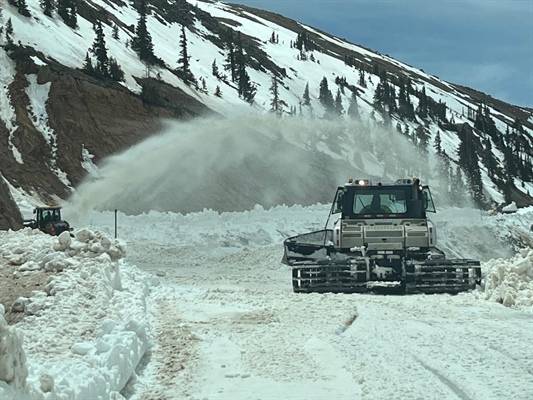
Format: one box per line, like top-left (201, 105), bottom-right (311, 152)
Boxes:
top-left (225, 0), bottom-right (533, 108)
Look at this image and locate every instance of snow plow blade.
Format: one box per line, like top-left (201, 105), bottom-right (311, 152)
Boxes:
top-left (282, 231), bottom-right (481, 295)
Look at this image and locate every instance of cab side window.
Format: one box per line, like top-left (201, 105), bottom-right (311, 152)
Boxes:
top-left (332, 189), bottom-right (344, 214)
top-left (422, 187), bottom-right (436, 213)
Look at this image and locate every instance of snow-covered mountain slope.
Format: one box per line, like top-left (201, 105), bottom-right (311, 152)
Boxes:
top-left (0, 0), bottom-right (532, 220)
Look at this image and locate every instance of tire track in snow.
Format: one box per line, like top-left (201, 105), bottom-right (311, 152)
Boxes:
top-left (485, 344), bottom-right (533, 376)
top-left (135, 299), bottom-right (203, 400)
top-left (336, 297), bottom-right (533, 400)
top-left (414, 357), bottom-right (472, 400)
top-left (139, 272), bottom-right (363, 399)
top-left (394, 302), bottom-right (533, 400)
top-left (333, 301), bottom-right (463, 400)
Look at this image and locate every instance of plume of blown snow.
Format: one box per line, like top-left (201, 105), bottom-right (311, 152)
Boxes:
top-left (63, 114), bottom-right (477, 221)
top-left (63, 115), bottom-right (352, 220)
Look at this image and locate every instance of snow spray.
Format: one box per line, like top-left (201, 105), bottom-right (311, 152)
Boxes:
top-left (63, 114), bottom-right (471, 219)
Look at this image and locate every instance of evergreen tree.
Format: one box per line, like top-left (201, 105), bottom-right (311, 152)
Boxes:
top-left (404, 125), bottom-right (410, 139)
top-left (200, 77), bottom-right (207, 93)
top-left (502, 141), bottom-right (517, 202)
top-left (502, 177), bottom-right (513, 204)
top-left (212, 59), bottom-right (220, 78)
top-left (434, 130), bottom-right (442, 155)
top-left (9, 0), bottom-right (30, 17)
top-left (233, 31), bottom-right (256, 103)
top-left (482, 137), bottom-right (498, 178)
top-left (334, 76), bottom-right (344, 90)
top-left (416, 86), bottom-right (428, 118)
top-left (451, 166), bottom-right (467, 207)
top-left (83, 25), bottom-right (125, 83)
top-left (474, 103), bottom-right (498, 139)
top-left (414, 125), bottom-right (429, 153)
top-left (457, 125), bottom-right (484, 206)
top-left (238, 67), bottom-right (256, 103)
top-left (269, 75), bottom-right (282, 116)
top-left (21, 0), bottom-right (31, 16)
top-left (302, 82), bottom-right (310, 105)
top-left (508, 117), bottom-right (525, 157)
top-left (372, 63), bottom-right (379, 76)
top-left (40, 0), bottom-right (55, 17)
top-left (109, 57), bottom-right (124, 82)
top-left (69, 0), bottom-right (78, 28)
top-left (5, 18), bottom-right (14, 47)
top-left (396, 78), bottom-right (416, 120)
top-left (57, 0), bottom-right (77, 28)
top-left (294, 31), bottom-right (316, 52)
top-left (223, 28), bottom-right (236, 82)
top-left (373, 81), bottom-right (385, 106)
top-left (436, 150), bottom-right (451, 196)
top-left (235, 31), bottom-right (246, 79)
top-left (132, 0), bottom-right (157, 65)
top-left (334, 88), bottom-right (343, 116)
top-left (112, 24), bottom-right (119, 40)
top-left (57, 0), bottom-right (67, 23)
top-left (90, 21), bottom-right (109, 78)
top-left (177, 25), bottom-right (193, 84)
top-left (82, 52), bottom-right (94, 75)
top-left (358, 69), bottom-right (366, 88)
top-left (347, 91), bottom-right (360, 120)
top-left (318, 76), bottom-right (334, 112)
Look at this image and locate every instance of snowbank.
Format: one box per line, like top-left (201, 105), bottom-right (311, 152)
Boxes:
top-left (482, 248), bottom-right (533, 308)
top-left (0, 228), bottom-right (155, 400)
top-left (0, 308), bottom-right (31, 398)
top-left (485, 206), bottom-right (533, 251)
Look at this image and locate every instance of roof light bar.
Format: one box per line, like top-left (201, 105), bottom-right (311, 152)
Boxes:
top-left (346, 178), bottom-right (370, 186)
top-left (394, 178), bottom-right (412, 185)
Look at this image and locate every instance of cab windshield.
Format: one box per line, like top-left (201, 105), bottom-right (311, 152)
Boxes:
top-left (353, 190), bottom-right (407, 214)
top-left (41, 208), bottom-right (61, 221)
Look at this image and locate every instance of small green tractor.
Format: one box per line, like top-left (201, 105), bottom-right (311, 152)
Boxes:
top-left (23, 206), bottom-right (72, 236)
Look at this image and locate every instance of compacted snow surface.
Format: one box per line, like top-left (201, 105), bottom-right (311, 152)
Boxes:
top-left (1, 205), bottom-right (532, 399)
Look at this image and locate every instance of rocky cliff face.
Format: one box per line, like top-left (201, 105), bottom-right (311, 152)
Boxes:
top-left (0, 175), bottom-right (23, 231)
top-left (0, 46), bottom-right (214, 229)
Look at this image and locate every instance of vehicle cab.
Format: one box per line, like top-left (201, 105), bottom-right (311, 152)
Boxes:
top-left (330, 178), bottom-right (437, 253)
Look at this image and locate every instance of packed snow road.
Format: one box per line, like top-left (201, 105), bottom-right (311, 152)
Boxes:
top-left (76, 205), bottom-right (533, 400)
top-left (132, 248), bottom-right (532, 400)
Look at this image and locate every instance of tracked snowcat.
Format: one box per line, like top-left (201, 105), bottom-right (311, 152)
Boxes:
top-left (282, 178), bottom-right (481, 294)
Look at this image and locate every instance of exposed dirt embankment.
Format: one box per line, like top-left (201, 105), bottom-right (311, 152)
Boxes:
top-left (0, 254), bottom-right (55, 325)
top-left (0, 46), bottom-right (215, 229)
top-left (0, 175), bottom-right (22, 231)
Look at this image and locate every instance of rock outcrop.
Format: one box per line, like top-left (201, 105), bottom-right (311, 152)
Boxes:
top-left (0, 176), bottom-right (23, 231)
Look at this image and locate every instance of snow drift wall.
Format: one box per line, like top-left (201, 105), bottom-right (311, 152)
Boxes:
top-left (0, 228), bottom-right (154, 399)
top-left (483, 248), bottom-right (533, 308)
top-left (0, 307), bottom-right (32, 399)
